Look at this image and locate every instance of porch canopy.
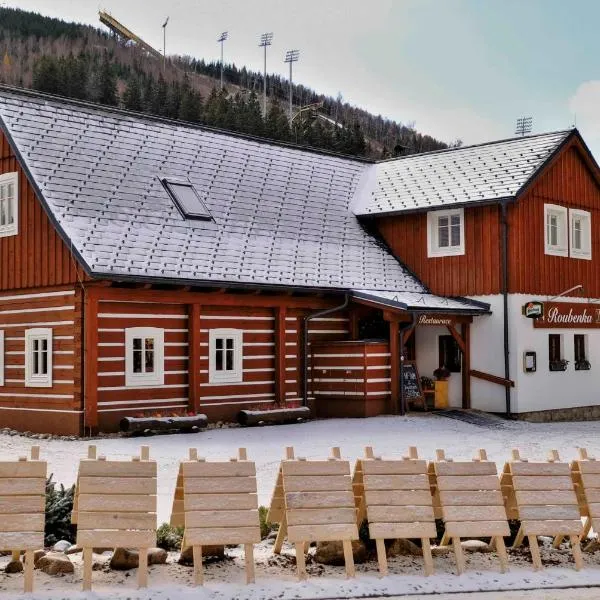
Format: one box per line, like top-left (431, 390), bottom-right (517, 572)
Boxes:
top-left (350, 289), bottom-right (491, 414)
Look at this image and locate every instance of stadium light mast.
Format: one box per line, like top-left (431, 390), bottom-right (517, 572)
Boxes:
top-left (284, 49), bottom-right (299, 123)
top-left (162, 17), bottom-right (169, 71)
top-left (515, 116), bottom-right (533, 137)
top-left (217, 31), bottom-right (228, 90)
top-left (259, 32), bottom-right (273, 118)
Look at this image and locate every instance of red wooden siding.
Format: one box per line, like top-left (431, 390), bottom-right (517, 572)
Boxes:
top-left (508, 142), bottom-right (600, 296)
top-left (0, 131), bottom-right (86, 290)
top-left (0, 286), bottom-right (82, 435)
top-left (311, 340), bottom-right (390, 417)
top-left (376, 205), bottom-right (502, 297)
top-left (96, 300), bottom-right (190, 430)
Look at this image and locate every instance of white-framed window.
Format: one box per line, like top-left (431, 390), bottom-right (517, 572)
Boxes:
top-left (544, 204), bottom-right (568, 257)
top-left (125, 327), bottom-right (164, 387)
top-left (209, 329), bottom-right (243, 383)
top-left (569, 209), bottom-right (592, 260)
top-left (0, 172), bottom-right (18, 239)
top-left (427, 208), bottom-right (465, 257)
top-left (25, 328), bottom-right (52, 388)
top-left (0, 330), bottom-right (4, 387)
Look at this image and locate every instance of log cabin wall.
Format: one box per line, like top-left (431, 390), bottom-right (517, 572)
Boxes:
top-left (508, 140), bottom-right (600, 296)
top-left (0, 285), bottom-right (82, 435)
top-left (0, 131), bottom-right (85, 290)
top-left (89, 288), bottom-right (351, 431)
top-left (375, 205), bottom-right (502, 297)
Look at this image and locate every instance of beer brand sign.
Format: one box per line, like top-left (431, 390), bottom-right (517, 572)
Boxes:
top-left (532, 302), bottom-right (600, 329)
top-left (417, 314), bottom-right (454, 326)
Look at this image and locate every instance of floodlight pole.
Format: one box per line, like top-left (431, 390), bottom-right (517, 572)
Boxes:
top-left (218, 31), bottom-right (228, 90)
top-left (162, 17), bottom-right (169, 72)
top-left (284, 49), bottom-right (299, 123)
top-left (259, 33), bottom-right (273, 118)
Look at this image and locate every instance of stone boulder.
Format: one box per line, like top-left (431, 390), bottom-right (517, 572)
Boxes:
top-left (148, 547), bottom-right (168, 565)
top-left (4, 561), bottom-right (23, 573)
top-left (461, 540), bottom-right (492, 553)
top-left (110, 547), bottom-right (168, 570)
top-left (387, 538), bottom-right (422, 557)
top-left (178, 545), bottom-right (225, 565)
top-left (37, 553), bottom-right (74, 575)
top-left (314, 540), bottom-right (367, 565)
top-left (52, 540), bottom-right (72, 553)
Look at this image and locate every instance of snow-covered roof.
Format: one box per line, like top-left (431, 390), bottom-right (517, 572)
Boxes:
top-left (353, 130), bottom-right (572, 216)
top-left (351, 289), bottom-right (489, 314)
top-left (0, 87), bottom-right (424, 294)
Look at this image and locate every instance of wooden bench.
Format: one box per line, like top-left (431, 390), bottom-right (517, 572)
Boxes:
top-left (353, 445), bottom-right (435, 576)
top-left (0, 446), bottom-right (46, 593)
top-left (267, 446), bottom-right (358, 580)
top-left (431, 449), bottom-right (510, 574)
top-left (568, 447), bottom-right (600, 548)
top-left (501, 449), bottom-right (583, 571)
top-left (72, 445), bottom-right (157, 590)
top-left (170, 447), bottom-right (260, 584)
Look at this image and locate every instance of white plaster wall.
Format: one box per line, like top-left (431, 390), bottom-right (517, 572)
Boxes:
top-left (508, 294), bottom-right (600, 413)
top-left (414, 326), bottom-right (462, 407)
top-left (467, 295), bottom-right (520, 414)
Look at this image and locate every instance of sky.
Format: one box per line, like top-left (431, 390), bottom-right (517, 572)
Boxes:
top-left (5, 0), bottom-right (600, 157)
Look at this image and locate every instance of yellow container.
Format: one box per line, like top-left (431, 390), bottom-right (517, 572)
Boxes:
top-left (434, 380), bottom-right (449, 409)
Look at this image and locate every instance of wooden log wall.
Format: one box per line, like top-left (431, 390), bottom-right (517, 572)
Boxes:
top-left (0, 285), bottom-right (82, 435)
top-left (0, 131), bottom-right (85, 290)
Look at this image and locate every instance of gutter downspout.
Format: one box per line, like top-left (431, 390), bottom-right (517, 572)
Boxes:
top-left (303, 294), bottom-right (350, 409)
top-left (398, 312), bottom-right (417, 416)
top-left (501, 201), bottom-right (511, 417)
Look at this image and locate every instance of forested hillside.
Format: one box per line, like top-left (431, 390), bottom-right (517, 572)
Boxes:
top-left (0, 6), bottom-right (453, 158)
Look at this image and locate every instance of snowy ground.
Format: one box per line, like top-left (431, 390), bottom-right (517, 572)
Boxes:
top-left (8, 412), bottom-right (600, 522)
top-left (2, 413), bottom-right (600, 598)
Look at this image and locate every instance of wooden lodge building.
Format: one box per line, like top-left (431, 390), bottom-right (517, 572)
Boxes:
top-left (0, 87), bottom-right (599, 435)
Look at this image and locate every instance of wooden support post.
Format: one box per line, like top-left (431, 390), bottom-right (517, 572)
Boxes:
top-left (512, 525), bottom-right (524, 549)
top-left (193, 545), bottom-right (203, 585)
top-left (83, 547), bottom-right (93, 591)
top-left (138, 547), bottom-right (148, 588)
top-left (295, 542), bottom-right (307, 580)
top-left (452, 537), bottom-right (465, 574)
top-left (244, 544), bottom-right (255, 583)
top-left (349, 310), bottom-right (359, 340)
top-left (571, 536), bottom-right (583, 571)
top-left (461, 322), bottom-right (471, 409)
top-left (274, 306), bottom-right (287, 405)
top-left (84, 289), bottom-right (99, 431)
top-left (495, 536), bottom-right (509, 573)
top-left (342, 539), bottom-right (355, 578)
top-left (375, 538), bottom-right (388, 576)
top-left (389, 320), bottom-right (399, 414)
top-left (422, 538), bottom-right (434, 576)
top-left (11, 550), bottom-right (19, 561)
top-left (24, 549), bottom-right (34, 593)
top-left (528, 535), bottom-right (542, 570)
top-left (553, 535), bottom-right (564, 549)
top-left (188, 303), bottom-right (201, 413)
top-left (273, 518), bottom-right (287, 554)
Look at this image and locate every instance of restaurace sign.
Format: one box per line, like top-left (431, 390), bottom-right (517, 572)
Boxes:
top-left (417, 315), bottom-right (454, 326)
top-left (532, 302), bottom-right (600, 329)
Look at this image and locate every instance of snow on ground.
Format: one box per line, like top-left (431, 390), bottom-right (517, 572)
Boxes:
top-left (2, 413), bottom-right (600, 598)
top-left (6, 413), bottom-right (600, 522)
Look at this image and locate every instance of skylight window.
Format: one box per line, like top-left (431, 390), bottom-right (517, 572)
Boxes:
top-left (162, 179), bottom-right (212, 220)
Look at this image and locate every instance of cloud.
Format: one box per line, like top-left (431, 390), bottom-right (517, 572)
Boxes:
top-left (569, 81), bottom-right (600, 160)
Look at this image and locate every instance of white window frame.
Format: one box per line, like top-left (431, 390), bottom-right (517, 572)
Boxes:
top-left (25, 328), bottom-right (52, 388)
top-left (544, 204), bottom-right (568, 257)
top-left (0, 330), bottom-right (4, 387)
top-left (125, 327), bottom-right (165, 387)
top-left (209, 328), bottom-right (243, 384)
top-left (427, 208), bottom-right (465, 257)
top-left (569, 208), bottom-right (592, 260)
top-left (0, 172), bottom-right (18, 239)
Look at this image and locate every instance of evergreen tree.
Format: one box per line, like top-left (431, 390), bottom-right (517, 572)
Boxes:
top-left (265, 100), bottom-right (290, 141)
top-left (123, 76), bottom-right (143, 111)
top-left (32, 56), bottom-right (61, 95)
top-left (90, 54), bottom-right (118, 106)
top-left (178, 75), bottom-right (202, 122)
top-left (165, 80), bottom-right (181, 119)
top-left (44, 475), bottom-right (76, 546)
top-left (152, 73), bottom-right (168, 116)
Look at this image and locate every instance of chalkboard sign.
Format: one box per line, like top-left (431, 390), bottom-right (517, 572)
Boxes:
top-left (401, 361), bottom-right (423, 403)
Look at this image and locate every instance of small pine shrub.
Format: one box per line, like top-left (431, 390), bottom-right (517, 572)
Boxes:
top-left (156, 523), bottom-right (184, 550)
top-left (259, 506), bottom-right (276, 539)
top-left (44, 474), bottom-right (76, 546)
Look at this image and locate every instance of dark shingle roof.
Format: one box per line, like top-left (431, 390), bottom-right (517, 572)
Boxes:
top-left (0, 87), bottom-right (430, 294)
top-left (354, 130), bottom-right (572, 216)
